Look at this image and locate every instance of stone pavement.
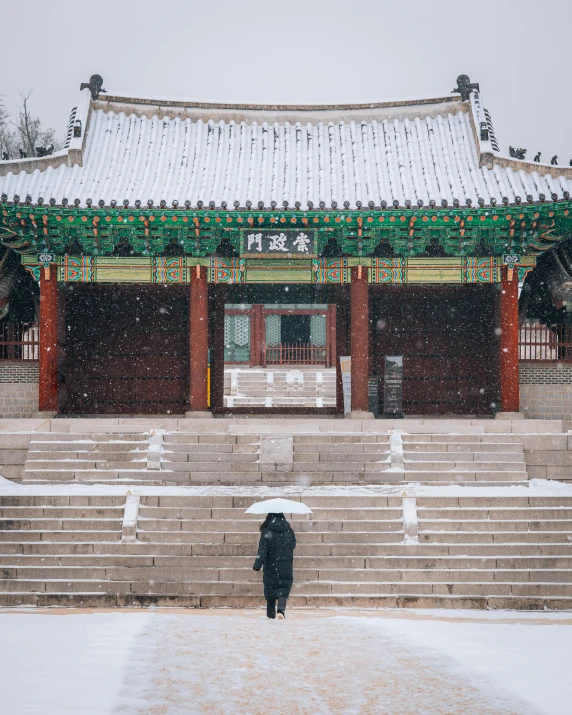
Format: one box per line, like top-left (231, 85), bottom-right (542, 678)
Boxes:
top-left (114, 610), bottom-right (540, 714)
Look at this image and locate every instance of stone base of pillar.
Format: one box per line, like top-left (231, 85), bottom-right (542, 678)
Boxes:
top-left (184, 411), bottom-right (214, 419)
top-left (34, 411), bottom-right (57, 418)
top-left (494, 411), bottom-right (524, 420)
top-left (345, 411), bottom-right (375, 420)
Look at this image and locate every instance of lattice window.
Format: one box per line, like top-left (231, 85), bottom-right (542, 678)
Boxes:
top-left (266, 315), bottom-right (281, 346)
top-left (224, 315), bottom-right (251, 363)
top-left (310, 315), bottom-right (327, 346)
top-left (234, 315), bottom-right (250, 347)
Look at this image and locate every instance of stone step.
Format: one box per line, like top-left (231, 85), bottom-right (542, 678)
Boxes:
top-left (2, 576), bottom-right (572, 599)
top-left (417, 508), bottom-right (572, 520)
top-left (136, 531), bottom-right (405, 544)
top-left (6, 553), bottom-right (572, 570)
top-left (3, 565), bottom-right (572, 585)
top-left (3, 540), bottom-right (571, 558)
top-left (0, 507), bottom-right (124, 518)
top-left (164, 444), bottom-right (259, 454)
top-left (293, 444), bottom-right (389, 454)
top-left (0, 530), bottom-right (122, 542)
top-left (137, 519), bottom-right (404, 533)
top-left (404, 453), bottom-right (525, 463)
top-left (29, 435), bottom-right (148, 443)
top-left (403, 443), bottom-right (524, 453)
top-left (19, 472), bottom-right (530, 486)
top-left (138, 507), bottom-right (403, 520)
top-left (419, 519), bottom-right (572, 531)
top-left (1, 592), bottom-right (570, 610)
top-left (400, 461), bottom-right (526, 471)
top-left (419, 532), bottom-right (572, 543)
top-left (0, 496), bottom-right (126, 507)
top-left (26, 451), bottom-right (142, 461)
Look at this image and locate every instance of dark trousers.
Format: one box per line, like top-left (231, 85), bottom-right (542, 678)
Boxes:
top-left (266, 596), bottom-right (288, 618)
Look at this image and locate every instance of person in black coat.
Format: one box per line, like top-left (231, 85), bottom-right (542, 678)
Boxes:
top-left (253, 512), bottom-right (296, 619)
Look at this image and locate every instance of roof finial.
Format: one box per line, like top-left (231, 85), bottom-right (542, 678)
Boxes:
top-left (80, 74), bottom-right (106, 100)
top-left (452, 74), bottom-right (480, 101)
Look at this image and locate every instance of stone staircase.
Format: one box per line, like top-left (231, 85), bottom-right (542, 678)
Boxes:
top-left (1, 494), bottom-right (571, 609)
top-left (224, 368), bottom-right (336, 407)
top-left (20, 432), bottom-right (528, 487)
top-left (22, 433), bottom-right (153, 484)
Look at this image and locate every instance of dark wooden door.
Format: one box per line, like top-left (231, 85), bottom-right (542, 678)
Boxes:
top-left (61, 285), bottom-right (189, 414)
top-left (373, 286), bottom-right (498, 415)
top-left (281, 314), bottom-right (311, 343)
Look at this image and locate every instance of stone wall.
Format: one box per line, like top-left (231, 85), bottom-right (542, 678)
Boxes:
top-left (520, 363), bottom-right (572, 421)
top-left (0, 362), bottom-right (39, 418)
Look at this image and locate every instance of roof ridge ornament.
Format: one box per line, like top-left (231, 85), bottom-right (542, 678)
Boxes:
top-left (452, 74), bottom-right (480, 102)
top-left (80, 74), bottom-right (106, 100)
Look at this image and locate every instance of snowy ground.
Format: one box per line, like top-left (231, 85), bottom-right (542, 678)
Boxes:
top-left (2, 609), bottom-right (572, 714)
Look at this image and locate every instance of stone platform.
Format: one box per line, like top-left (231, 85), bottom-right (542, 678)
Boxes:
top-left (0, 416), bottom-right (571, 610)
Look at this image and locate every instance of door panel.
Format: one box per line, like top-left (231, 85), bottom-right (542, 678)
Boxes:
top-left (373, 286), bottom-right (497, 415)
top-left (61, 285), bottom-right (189, 414)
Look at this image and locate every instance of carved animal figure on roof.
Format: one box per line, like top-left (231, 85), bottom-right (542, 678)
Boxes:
top-left (80, 74), bottom-right (106, 100)
top-left (534, 152), bottom-right (541, 162)
top-left (35, 145), bottom-right (54, 158)
top-left (1, 152), bottom-right (8, 161)
top-left (509, 147), bottom-right (527, 160)
top-left (452, 75), bottom-right (480, 102)
top-left (18, 149), bottom-right (26, 159)
top-left (551, 155), bottom-right (558, 165)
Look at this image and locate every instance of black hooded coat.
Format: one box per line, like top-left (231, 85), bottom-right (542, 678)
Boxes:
top-left (253, 513), bottom-right (297, 600)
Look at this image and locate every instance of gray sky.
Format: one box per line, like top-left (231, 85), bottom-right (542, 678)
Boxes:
top-left (1, 0), bottom-right (571, 164)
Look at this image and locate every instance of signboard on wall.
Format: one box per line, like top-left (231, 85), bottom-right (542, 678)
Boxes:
top-left (384, 356), bottom-right (403, 416)
top-left (243, 230), bottom-right (316, 256)
top-left (340, 356), bottom-right (351, 414)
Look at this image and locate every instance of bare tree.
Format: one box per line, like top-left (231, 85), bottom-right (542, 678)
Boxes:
top-left (0, 90), bottom-right (60, 160)
top-left (0, 98), bottom-right (15, 160)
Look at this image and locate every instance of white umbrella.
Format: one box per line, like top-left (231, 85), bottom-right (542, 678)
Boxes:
top-left (245, 498), bottom-right (312, 515)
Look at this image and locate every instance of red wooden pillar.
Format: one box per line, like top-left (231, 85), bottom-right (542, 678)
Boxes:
top-left (327, 303), bottom-right (336, 367)
top-left (209, 284), bottom-right (226, 412)
top-left (350, 266), bottom-right (370, 413)
top-left (189, 265), bottom-right (210, 413)
top-left (250, 304), bottom-right (264, 366)
top-left (335, 285), bottom-right (350, 413)
top-left (38, 266), bottom-right (59, 413)
top-left (499, 265), bottom-right (520, 412)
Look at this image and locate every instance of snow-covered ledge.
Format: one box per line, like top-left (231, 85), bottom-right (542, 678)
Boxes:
top-left (121, 494), bottom-right (140, 543)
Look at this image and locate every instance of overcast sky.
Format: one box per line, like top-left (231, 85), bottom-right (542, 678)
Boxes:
top-left (1, 0), bottom-right (570, 164)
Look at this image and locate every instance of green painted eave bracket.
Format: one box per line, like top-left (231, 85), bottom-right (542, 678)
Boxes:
top-left (3, 201), bottom-right (571, 258)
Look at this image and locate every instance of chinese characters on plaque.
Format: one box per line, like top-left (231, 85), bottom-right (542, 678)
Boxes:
top-left (244, 231), bottom-right (315, 255)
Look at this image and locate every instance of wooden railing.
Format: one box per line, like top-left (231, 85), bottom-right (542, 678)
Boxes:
top-left (263, 343), bottom-right (330, 366)
top-left (0, 322), bottom-right (39, 361)
top-left (519, 321), bottom-right (572, 362)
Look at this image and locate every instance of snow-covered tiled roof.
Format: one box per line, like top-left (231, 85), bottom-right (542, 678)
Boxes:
top-left (1, 87), bottom-right (571, 209)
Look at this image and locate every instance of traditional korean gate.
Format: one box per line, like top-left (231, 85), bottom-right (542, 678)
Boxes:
top-left (373, 286), bottom-right (497, 415)
top-left (61, 285), bottom-right (189, 414)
